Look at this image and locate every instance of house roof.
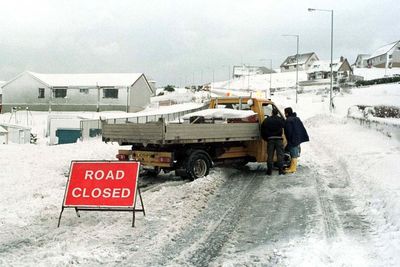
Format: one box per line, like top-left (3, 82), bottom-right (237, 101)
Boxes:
top-left (307, 58), bottom-right (349, 73)
top-left (0, 126), bottom-right (7, 133)
top-left (28, 72), bottom-right (144, 87)
top-left (369, 40), bottom-right (400, 59)
top-left (280, 52), bottom-right (318, 67)
top-left (1, 72), bottom-right (148, 89)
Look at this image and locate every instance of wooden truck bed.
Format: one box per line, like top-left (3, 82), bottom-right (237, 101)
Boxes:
top-left (102, 120), bottom-right (260, 145)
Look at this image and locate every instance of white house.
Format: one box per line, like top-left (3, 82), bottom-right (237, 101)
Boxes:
top-left (1, 72), bottom-right (154, 113)
top-left (307, 57), bottom-right (352, 84)
top-left (232, 65), bottom-right (275, 78)
top-left (280, 52), bottom-right (319, 72)
top-left (353, 54), bottom-right (370, 68)
top-left (367, 40), bottom-right (400, 68)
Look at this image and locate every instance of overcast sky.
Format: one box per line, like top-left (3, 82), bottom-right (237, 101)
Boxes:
top-left (0, 0), bottom-right (398, 86)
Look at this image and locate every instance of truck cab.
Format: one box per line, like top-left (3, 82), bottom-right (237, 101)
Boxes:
top-left (209, 97), bottom-right (286, 163)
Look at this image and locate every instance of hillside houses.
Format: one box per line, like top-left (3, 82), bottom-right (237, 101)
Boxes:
top-left (1, 72), bottom-right (154, 113)
top-left (367, 40), bottom-right (400, 68)
top-left (280, 52), bottom-right (319, 72)
top-left (305, 57), bottom-right (353, 85)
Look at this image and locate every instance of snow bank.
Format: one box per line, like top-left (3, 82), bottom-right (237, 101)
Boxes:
top-left (0, 139), bottom-right (227, 265)
top-left (353, 67), bottom-right (400, 80)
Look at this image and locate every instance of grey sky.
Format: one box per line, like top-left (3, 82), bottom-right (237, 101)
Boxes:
top-left (0, 0), bottom-right (398, 86)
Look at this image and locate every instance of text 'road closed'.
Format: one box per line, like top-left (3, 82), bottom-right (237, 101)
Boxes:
top-left (63, 161), bottom-right (140, 208)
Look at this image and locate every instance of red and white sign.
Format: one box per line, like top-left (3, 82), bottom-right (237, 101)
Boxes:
top-left (63, 161), bottom-right (140, 208)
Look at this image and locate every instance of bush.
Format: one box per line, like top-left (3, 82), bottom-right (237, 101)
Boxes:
top-left (355, 76), bottom-right (400, 86)
top-left (164, 85), bottom-right (175, 92)
top-left (355, 105), bottom-right (400, 118)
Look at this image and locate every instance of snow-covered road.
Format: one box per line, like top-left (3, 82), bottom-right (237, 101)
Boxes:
top-left (1, 85), bottom-right (399, 266)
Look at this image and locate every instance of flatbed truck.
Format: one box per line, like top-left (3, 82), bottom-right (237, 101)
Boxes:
top-left (102, 97), bottom-right (288, 180)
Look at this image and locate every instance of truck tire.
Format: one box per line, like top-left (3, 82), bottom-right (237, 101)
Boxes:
top-left (146, 167), bottom-right (161, 177)
top-left (184, 150), bottom-right (211, 180)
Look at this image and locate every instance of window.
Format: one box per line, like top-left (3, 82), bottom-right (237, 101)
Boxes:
top-left (38, 88), bottom-right (45, 98)
top-left (80, 88), bottom-right (89, 94)
top-left (103, 88), bottom-right (118, 99)
top-left (262, 104), bottom-right (283, 119)
top-left (262, 104), bottom-right (273, 118)
top-left (53, 88), bottom-right (67, 98)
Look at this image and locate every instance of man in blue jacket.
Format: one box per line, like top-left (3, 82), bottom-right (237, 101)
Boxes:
top-left (261, 108), bottom-right (285, 175)
top-left (284, 107), bottom-right (309, 173)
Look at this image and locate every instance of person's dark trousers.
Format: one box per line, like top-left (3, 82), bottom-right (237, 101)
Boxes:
top-left (267, 138), bottom-right (285, 175)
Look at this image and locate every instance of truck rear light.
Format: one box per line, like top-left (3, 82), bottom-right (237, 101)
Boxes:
top-left (116, 154), bottom-right (129, 161)
top-left (158, 157), bottom-right (171, 163)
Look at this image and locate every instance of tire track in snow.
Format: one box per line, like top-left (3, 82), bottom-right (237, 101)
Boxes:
top-left (308, 131), bottom-right (372, 241)
top-left (155, 167), bottom-right (264, 266)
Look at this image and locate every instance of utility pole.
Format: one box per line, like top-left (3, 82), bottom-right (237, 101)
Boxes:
top-left (308, 8), bottom-right (334, 112)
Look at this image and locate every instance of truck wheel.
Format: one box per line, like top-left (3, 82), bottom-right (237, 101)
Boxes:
top-left (146, 167), bottom-right (161, 177)
top-left (185, 151), bottom-right (211, 180)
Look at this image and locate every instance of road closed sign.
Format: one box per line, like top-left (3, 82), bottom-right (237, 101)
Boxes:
top-left (63, 161), bottom-right (140, 208)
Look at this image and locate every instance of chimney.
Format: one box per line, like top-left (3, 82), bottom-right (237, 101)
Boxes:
top-left (340, 56), bottom-right (344, 62)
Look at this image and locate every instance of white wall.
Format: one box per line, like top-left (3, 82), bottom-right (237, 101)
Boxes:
top-left (128, 75), bottom-right (152, 112)
top-left (2, 72), bottom-right (51, 111)
top-left (2, 72), bottom-right (139, 112)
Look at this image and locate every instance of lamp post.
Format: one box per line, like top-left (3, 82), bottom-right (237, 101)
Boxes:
top-left (282, 34), bottom-right (299, 103)
top-left (308, 7), bottom-right (334, 112)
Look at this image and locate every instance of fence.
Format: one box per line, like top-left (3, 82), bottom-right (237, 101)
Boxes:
top-left (80, 104), bottom-right (209, 140)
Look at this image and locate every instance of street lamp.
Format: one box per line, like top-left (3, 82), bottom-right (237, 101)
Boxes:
top-left (282, 34), bottom-right (299, 104)
top-left (308, 7), bottom-right (334, 112)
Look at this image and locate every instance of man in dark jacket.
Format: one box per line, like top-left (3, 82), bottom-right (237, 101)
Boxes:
top-left (260, 108), bottom-right (285, 175)
top-left (284, 107), bottom-right (309, 173)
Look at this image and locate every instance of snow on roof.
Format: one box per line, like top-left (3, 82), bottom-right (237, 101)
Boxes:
top-left (369, 40), bottom-right (399, 59)
top-left (28, 72), bottom-right (144, 87)
top-left (0, 125), bottom-right (7, 133)
top-left (182, 108), bottom-right (256, 120)
top-left (281, 52), bottom-right (317, 67)
top-left (307, 59), bottom-right (343, 73)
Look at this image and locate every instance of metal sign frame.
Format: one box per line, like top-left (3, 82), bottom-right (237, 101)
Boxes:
top-left (57, 160), bottom-right (145, 227)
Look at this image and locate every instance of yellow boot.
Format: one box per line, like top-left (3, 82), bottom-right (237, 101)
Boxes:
top-left (285, 158), bottom-right (298, 173)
